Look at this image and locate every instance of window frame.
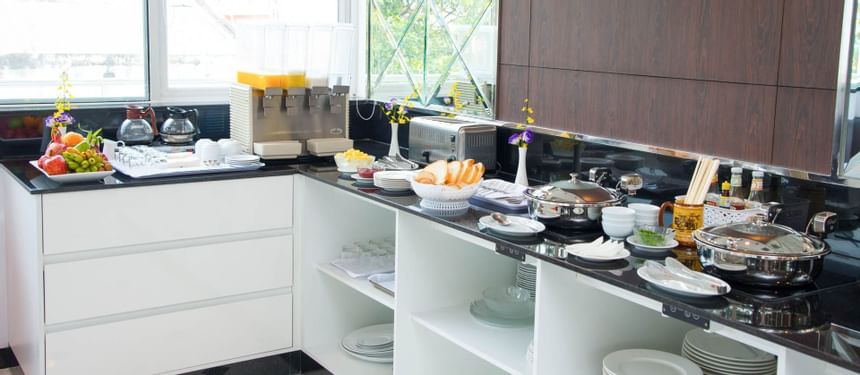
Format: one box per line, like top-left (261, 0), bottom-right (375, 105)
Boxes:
top-left (0, 0), bottom-right (359, 110)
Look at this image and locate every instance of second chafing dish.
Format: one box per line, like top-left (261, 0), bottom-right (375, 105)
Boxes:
top-left (693, 211), bottom-right (837, 288)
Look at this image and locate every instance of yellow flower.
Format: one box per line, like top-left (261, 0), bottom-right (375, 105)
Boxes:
top-left (527, 107), bottom-right (534, 114)
top-left (560, 131), bottom-right (571, 139)
top-left (521, 106), bottom-right (526, 112)
top-left (515, 123), bottom-right (525, 129)
top-left (526, 116), bottom-right (535, 124)
top-left (523, 98), bottom-right (529, 103)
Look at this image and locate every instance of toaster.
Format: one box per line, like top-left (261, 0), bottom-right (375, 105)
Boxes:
top-left (408, 116), bottom-right (496, 169)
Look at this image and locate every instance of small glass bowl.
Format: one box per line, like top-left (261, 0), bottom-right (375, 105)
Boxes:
top-left (634, 225), bottom-right (675, 246)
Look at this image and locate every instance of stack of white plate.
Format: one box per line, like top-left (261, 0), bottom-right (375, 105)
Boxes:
top-left (516, 263), bottom-right (536, 301)
top-left (373, 171), bottom-right (413, 192)
top-left (603, 349), bottom-right (702, 375)
top-left (224, 154), bottom-right (261, 167)
top-left (341, 324), bottom-right (394, 363)
top-left (681, 329), bottom-right (776, 375)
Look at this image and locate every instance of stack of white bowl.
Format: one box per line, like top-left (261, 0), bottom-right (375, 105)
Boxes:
top-left (601, 207), bottom-right (636, 240)
top-left (629, 203), bottom-right (661, 227)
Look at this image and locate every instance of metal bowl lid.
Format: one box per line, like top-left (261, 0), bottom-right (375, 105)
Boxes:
top-left (693, 216), bottom-right (829, 257)
top-left (525, 173), bottom-right (620, 205)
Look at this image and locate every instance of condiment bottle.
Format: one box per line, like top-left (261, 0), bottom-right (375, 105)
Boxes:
top-left (745, 171), bottom-right (767, 209)
top-left (705, 173), bottom-right (720, 206)
top-left (728, 167), bottom-right (746, 210)
top-left (719, 181), bottom-right (731, 209)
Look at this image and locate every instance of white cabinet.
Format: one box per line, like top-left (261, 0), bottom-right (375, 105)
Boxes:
top-left (42, 176), bottom-right (293, 255)
top-left (46, 294), bottom-right (292, 375)
top-left (45, 235), bottom-right (293, 324)
top-left (4, 173), bottom-right (296, 375)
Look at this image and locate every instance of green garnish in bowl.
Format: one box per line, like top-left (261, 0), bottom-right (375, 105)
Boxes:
top-left (636, 227), bottom-right (667, 246)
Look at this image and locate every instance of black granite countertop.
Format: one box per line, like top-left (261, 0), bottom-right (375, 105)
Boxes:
top-left (4, 142), bottom-right (860, 372)
top-left (0, 158), bottom-right (300, 194)
top-left (295, 163), bottom-right (860, 374)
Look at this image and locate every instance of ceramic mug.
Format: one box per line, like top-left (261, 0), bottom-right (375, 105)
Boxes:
top-left (199, 142), bottom-right (222, 166)
top-left (658, 195), bottom-right (704, 247)
top-left (218, 139), bottom-right (243, 158)
top-left (100, 139), bottom-right (125, 162)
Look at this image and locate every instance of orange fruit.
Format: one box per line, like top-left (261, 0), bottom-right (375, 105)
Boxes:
top-left (61, 132), bottom-right (85, 147)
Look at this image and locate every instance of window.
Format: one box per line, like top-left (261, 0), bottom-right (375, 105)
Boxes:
top-left (368, 0), bottom-right (498, 118)
top-left (0, 0), bottom-right (148, 104)
top-left (0, 0), bottom-right (351, 107)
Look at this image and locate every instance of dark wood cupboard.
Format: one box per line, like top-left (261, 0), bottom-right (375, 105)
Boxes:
top-left (779, 0), bottom-right (844, 89)
top-left (772, 88), bottom-right (837, 174)
top-left (496, 0), bottom-right (844, 174)
top-left (529, 0), bottom-right (783, 85)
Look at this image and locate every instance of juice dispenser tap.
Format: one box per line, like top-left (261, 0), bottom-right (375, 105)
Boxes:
top-left (285, 88), bottom-right (307, 116)
top-left (262, 88), bottom-right (283, 117)
top-left (330, 85), bottom-right (349, 114)
top-left (309, 87), bottom-right (330, 114)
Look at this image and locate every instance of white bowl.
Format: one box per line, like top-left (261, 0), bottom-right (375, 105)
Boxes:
top-left (410, 178), bottom-right (481, 202)
top-left (602, 220), bottom-right (635, 240)
top-left (602, 217), bottom-right (635, 224)
top-left (334, 154), bottom-right (376, 172)
top-left (628, 203), bottom-right (660, 214)
top-left (602, 207), bottom-right (636, 217)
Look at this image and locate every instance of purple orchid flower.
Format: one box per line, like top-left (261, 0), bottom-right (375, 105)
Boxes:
top-left (383, 102), bottom-right (393, 111)
top-left (522, 128), bottom-right (534, 144)
top-left (508, 132), bottom-right (521, 146)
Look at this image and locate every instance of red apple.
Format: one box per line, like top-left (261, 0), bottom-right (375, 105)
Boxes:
top-left (45, 142), bottom-right (67, 157)
top-left (43, 155), bottom-right (68, 175)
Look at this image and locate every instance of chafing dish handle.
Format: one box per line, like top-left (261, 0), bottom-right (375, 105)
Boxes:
top-left (806, 212), bottom-right (838, 237)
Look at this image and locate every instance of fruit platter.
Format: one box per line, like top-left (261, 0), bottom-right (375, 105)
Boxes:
top-left (31, 129), bottom-right (115, 184)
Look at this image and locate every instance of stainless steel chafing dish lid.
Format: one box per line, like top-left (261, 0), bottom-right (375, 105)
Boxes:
top-left (693, 216), bottom-right (829, 257)
top-left (524, 173), bottom-right (624, 206)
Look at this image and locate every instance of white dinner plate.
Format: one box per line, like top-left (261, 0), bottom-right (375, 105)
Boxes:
top-left (478, 215), bottom-right (546, 237)
top-left (351, 173), bottom-right (374, 182)
top-left (341, 323), bottom-right (394, 363)
top-left (566, 244), bottom-right (630, 262)
top-left (626, 235), bottom-right (680, 254)
top-left (603, 349), bottom-right (702, 375)
top-left (682, 346), bottom-right (776, 374)
top-left (637, 266), bottom-right (730, 298)
top-left (29, 160), bottom-right (115, 183)
top-left (684, 329), bottom-right (776, 363)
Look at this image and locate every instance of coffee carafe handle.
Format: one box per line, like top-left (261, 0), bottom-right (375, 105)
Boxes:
top-left (191, 109), bottom-right (199, 135)
top-left (145, 107), bottom-right (158, 136)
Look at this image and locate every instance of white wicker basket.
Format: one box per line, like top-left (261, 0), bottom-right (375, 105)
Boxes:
top-left (410, 179), bottom-right (481, 202)
top-left (703, 205), bottom-right (767, 227)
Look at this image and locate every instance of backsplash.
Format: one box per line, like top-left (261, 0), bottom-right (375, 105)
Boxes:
top-left (349, 101), bottom-right (860, 262)
top-left (0, 104), bottom-right (230, 157)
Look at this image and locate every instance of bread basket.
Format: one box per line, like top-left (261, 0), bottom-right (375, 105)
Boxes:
top-left (410, 178), bottom-right (482, 202)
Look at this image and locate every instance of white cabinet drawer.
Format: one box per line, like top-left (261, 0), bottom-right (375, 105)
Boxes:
top-left (42, 175), bottom-right (293, 255)
top-left (45, 235), bottom-right (293, 324)
top-left (46, 293), bottom-right (292, 375)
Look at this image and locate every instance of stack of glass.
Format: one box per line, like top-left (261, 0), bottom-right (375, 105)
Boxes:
top-left (330, 237), bottom-right (395, 278)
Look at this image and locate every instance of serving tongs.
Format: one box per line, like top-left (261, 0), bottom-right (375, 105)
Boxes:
top-left (374, 155), bottom-right (419, 171)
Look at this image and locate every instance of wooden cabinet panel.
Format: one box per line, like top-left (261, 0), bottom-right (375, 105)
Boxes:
top-left (528, 68), bottom-right (776, 163)
top-left (499, 0), bottom-right (530, 66)
top-left (772, 87), bottom-right (836, 174)
top-left (496, 64), bottom-right (530, 123)
top-left (779, 0), bottom-right (844, 89)
top-left (529, 0), bottom-right (782, 85)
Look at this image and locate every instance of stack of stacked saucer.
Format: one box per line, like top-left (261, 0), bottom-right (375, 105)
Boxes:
top-left (224, 154), bottom-right (261, 167)
top-left (516, 263), bottom-right (536, 301)
top-left (681, 329), bottom-right (776, 375)
top-left (373, 171), bottom-right (413, 192)
top-left (341, 324), bottom-right (394, 363)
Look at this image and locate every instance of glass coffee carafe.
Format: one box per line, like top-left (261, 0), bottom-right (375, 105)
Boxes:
top-left (118, 105), bottom-right (158, 145)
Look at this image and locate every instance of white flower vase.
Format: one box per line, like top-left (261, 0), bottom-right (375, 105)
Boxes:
top-left (388, 122), bottom-right (401, 157)
top-left (515, 147), bottom-right (528, 186)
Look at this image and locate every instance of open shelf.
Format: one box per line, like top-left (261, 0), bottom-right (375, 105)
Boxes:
top-left (316, 263), bottom-right (394, 310)
top-left (412, 304), bottom-right (533, 375)
top-left (305, 343), bottom-right (392, 375)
